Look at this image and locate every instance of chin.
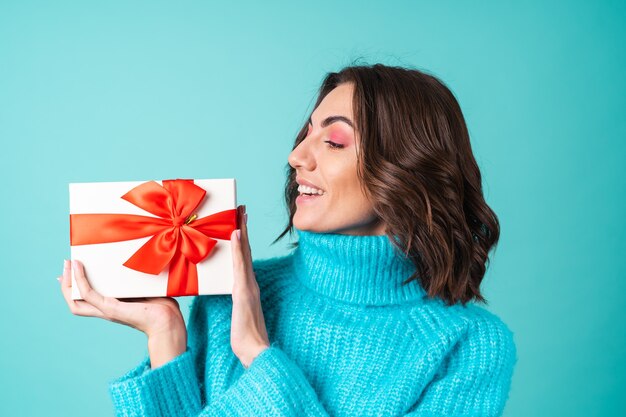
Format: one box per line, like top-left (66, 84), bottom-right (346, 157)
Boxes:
top-left (293, 216), bottom-right (326, 233)
top-left (295, 219), bottom-right (385, 236)
top-left (293, 219), bottom-right (316, 232)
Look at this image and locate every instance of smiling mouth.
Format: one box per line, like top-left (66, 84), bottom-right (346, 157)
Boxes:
top-left (296, 184), bottom-right (326, 197)
top-left (296, 191), bottom-right (325, 203)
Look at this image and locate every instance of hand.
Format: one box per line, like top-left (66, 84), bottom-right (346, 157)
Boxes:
top-left (230, 204), bottom-right (270, 369)
top-left (58, 259), bottom-right (187, 368)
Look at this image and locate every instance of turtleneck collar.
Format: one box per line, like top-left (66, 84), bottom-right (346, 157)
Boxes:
top-left (292, 228), bottom-right (427, 306)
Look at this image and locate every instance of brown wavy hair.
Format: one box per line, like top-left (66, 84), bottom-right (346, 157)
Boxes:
top-left (273, 63), bottom-right (500, 306)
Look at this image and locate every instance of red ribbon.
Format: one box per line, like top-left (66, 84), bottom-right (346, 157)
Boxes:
top-left (69, 179), bottom-right (238, 296)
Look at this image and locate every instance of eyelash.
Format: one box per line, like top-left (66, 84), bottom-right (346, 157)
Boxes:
top-left (306, 124), bottom-right (344, 149)
top-left (324, 140), bottom-right (344, 149)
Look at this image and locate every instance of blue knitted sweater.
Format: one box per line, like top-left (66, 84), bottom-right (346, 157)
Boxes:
top-left (109, 229), bottom-right (517, 416)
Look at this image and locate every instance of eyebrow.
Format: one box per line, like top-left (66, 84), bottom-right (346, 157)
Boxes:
top-left (308, 115), bottom-right (355, 130)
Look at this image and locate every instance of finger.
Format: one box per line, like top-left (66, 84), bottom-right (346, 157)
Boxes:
top-left (71, 260), bottom-right (121, 318)
top-left (231, 228), bottom-right (259, 301)
top-left (240, 205), bottom-right (251, 258)
top-left (238, 206), bottom-right (255, 284)
top-left (60, 260), bottom-right (106, 318)
top-left (71, 259), bottom-right (99, 302)
top-left (60, 260), bottom-right (80, 304)
top-left (62, 259), bottom-right (72, 288)
top-left (237, 204), bottom-right (244, 229)
top-left (231, 229), bottom-right (245, 292)
top-left (67, 298), bottom-right (107, 318)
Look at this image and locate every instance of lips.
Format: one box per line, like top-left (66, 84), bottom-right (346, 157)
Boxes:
top-left (296, 177), bottom-right (324, 192)
top-left (294, 176), bottom-right (326, 205)
top-left (296, 193), bottom-right (322, 204)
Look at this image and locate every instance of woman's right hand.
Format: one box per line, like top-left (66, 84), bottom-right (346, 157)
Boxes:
top-left (58, 259), bottom-right (187, 368)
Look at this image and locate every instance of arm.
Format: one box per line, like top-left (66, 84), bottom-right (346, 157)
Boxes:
top-left (405, 311), bottom-right (518, 417)
top-left (109, 313), bottom-right (516, 417)
top-left (146, 316), bottom-right (188, 369)
top-left (108, 342), bottom-right (330, 417)
top-left (108, 207), bottom-right (331, 416)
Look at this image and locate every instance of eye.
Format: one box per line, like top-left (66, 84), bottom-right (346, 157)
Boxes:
top-left (324, 140), bottom-right (344, 149)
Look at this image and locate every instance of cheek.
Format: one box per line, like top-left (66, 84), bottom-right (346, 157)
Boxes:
top-left (327, 165), bottom-right (366, 203)
top-left (319, 141), bottom-right (362, 199)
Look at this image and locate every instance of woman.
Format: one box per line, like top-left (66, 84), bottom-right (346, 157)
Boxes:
top-left (59, 63), bottom-right (517, 416)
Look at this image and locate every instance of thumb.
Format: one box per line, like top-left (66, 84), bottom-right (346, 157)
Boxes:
top-left (231, 228), bottom-right (245, 291)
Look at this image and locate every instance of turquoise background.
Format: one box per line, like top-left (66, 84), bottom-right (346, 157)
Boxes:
top-left (1, 1), bottom-right (624, 416)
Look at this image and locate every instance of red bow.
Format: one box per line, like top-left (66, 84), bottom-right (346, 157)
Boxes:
top-left (70, 179), bottom-right (238, 296)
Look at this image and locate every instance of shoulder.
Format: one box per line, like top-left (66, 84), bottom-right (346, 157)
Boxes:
top-left (456, 304), bottom-right (517, 373)
top-left (460, 304), bottom-right (516, 347)
top-left (406, 303), bottom-right (517, 415)
top-left (407, 301), bottom-right (517, 369)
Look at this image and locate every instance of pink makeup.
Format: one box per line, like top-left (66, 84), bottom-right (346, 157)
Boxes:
top-left (328, 128), bottom-right (349, 145)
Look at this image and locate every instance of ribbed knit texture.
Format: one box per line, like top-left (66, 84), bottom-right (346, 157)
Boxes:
top-left (109, 228), bottom-right (518, 416)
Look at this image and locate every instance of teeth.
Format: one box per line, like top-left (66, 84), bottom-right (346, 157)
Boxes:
top-left (298, 185), bottom-right (325, 195)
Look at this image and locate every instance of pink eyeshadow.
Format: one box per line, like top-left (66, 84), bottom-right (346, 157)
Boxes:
top-left (329, 129), bottom-right (349, 144)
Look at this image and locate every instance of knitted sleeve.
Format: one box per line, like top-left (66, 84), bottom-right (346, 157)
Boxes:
top-left (406, 309), bottom-right (518, 417)
top-left (108, 342), bottom-right (330, 417)
top-left (108, 287), bottom-right (331, 417)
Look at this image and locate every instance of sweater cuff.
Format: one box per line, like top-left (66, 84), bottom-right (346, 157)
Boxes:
top-left (108, 348), bottom-right (202, 417)
top-left (220, 343), bottom-right (327, 415)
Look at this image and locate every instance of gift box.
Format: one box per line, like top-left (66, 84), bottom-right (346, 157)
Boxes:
top-left (69, 178), bottom-right (238, 300)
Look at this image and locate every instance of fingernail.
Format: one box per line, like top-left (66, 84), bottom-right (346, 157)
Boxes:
top-left (64, 259), bottom-right (69, 270)
top-left (236, 229), bottom-right (241, 240)
top-left (56, 277), bottom-right (61, 282)
top-left (244, 213), bottom-right (248, 225)
top-left (72, 260), bottom-right (78, 269)
top-left (243, 204), bottom-right (247, 214)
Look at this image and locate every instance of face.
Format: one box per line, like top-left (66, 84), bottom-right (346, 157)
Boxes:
top-left (287, 82), bottom-right (385, 235)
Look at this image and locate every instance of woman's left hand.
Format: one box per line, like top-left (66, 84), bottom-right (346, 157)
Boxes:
top-left (230, 205), bottom-right (270, 369)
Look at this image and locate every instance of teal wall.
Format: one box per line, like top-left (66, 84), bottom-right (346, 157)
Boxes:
top-left (1, 1), bottom-right (624, 416)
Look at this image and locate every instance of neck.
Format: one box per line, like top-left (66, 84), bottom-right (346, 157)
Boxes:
top-left (292, 228), bottom-right (426, 306)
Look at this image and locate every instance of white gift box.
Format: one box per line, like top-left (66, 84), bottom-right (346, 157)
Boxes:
top-left (69, 178), bottom-right (237, 300)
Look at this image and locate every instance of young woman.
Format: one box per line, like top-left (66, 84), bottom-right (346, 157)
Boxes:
top-left (59, 63), bottom-right (517, 416)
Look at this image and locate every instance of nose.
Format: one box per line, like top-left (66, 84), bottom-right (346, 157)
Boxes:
top-left (288, 136), bottom-right (316, 171)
